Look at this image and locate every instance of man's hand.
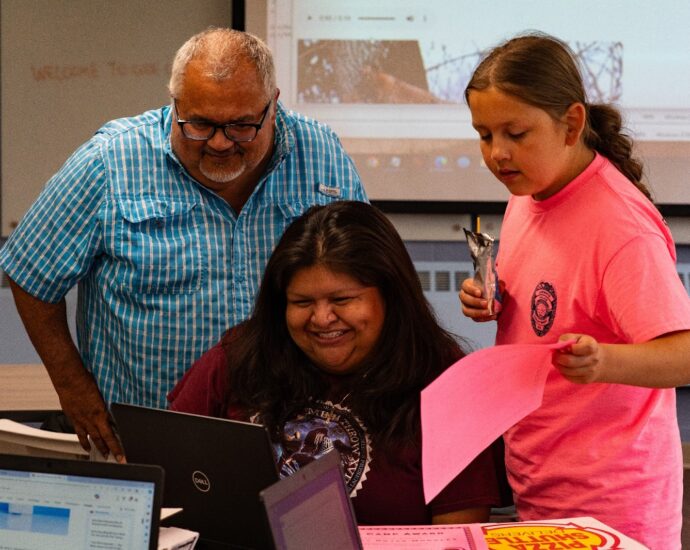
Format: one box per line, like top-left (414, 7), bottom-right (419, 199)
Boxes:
top-left (54, 368), bottom-right (124, 461)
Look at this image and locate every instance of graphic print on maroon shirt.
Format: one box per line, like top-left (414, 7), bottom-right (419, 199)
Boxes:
top-left (272, 400), bottom-right (372, 496)
top-left (531, 281), bottom-right (557, 336)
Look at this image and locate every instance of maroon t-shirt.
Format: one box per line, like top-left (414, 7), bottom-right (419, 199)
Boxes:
top-left (168, 341), bottom-right (503, 524)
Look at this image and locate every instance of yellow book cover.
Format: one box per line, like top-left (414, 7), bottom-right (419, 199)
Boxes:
top-left (481, 517), bottom-right (648, 550)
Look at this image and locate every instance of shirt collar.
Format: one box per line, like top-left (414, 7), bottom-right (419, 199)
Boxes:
top-left (162, 104), bottom-right (183, 168)
top-left (265, 100), bottom-right (295, 173)
top-left (528, 152), bottom-right (605, 213)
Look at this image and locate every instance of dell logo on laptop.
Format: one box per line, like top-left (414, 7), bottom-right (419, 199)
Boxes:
top-left (192, 470), bottom-right (211, 492)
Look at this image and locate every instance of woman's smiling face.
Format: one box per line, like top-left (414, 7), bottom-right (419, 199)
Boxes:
top-left (285, 264), bottom-right (385, 375)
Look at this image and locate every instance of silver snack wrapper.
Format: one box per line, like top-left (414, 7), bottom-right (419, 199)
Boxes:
top-left (463, 228), bottom-right (502, 315)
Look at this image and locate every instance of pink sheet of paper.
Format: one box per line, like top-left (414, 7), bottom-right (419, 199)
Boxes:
top-left (421, 340), bottom-right (574, 503)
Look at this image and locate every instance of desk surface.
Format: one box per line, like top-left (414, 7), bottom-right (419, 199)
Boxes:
top-left (0, 364), bottom-right (60, 411)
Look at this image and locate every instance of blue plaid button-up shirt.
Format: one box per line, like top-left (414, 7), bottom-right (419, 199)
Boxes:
top-left (0, 102), bottom-right (367, 407)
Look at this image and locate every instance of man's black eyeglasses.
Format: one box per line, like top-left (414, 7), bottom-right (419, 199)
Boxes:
top-left (173, 99), bottom-right (272, 142)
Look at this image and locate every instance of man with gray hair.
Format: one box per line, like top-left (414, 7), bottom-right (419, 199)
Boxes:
top-left (0, 28), bottom-right (366, 459)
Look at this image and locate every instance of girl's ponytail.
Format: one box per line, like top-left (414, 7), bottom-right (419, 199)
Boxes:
top-left (585, 104), bottom-right (651, 200)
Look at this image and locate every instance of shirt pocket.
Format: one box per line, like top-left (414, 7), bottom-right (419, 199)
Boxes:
top-left (270, 201), bottom-right (312, 246)
top-left (115, 197), bottom-right (205, 294)
top-left (276, 201), bottom-right (310, 225)
top-left (244, 201), bottom-right (310, 285)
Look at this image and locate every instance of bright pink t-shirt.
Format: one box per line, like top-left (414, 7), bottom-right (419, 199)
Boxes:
top-left (496, 154), bottom-right (690, 549)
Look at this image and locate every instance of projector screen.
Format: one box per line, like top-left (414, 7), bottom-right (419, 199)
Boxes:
top-left (263, 0), bottom-right (690, 208)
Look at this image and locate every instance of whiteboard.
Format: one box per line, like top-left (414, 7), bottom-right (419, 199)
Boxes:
top-left (0, 0), bottom-right (232, 235)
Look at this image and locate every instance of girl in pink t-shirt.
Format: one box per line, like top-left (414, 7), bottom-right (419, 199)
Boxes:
top-left (460, 32), bottom-right (690, 549)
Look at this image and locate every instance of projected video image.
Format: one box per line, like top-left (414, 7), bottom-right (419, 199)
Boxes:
top-left (298, 40), bottom-right (439, 104)
top-left (0, 502), bottom-right (70, 536)
top-left (298, 39), bottom-right (623, 105)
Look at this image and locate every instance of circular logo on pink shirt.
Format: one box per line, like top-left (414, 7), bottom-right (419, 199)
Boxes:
top-left (531, 282), bottom-right (557, 336)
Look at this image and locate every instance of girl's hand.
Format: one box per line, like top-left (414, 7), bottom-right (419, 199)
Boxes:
top-left (553, 334), bottom-right (606, 384)
top-left (459, 278), bottom-right (500, 322)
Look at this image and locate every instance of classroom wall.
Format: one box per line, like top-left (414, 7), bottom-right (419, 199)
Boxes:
top-left (0, 0), bottom-right (233, 235)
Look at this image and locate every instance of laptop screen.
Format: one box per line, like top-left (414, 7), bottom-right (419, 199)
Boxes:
top-left (261, 450), bottom-right (363, 550)
top-left (0, 454), bottom-right (162, 550)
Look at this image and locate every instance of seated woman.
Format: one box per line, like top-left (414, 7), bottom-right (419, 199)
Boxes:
top-left (168, 201), bottom-right (506, 525)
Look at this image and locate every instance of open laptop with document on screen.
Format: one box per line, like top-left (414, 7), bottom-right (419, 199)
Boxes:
top-left (0, 452), bottom-right (163, 550)
top-left (111, 403), bottom-right (279, 550)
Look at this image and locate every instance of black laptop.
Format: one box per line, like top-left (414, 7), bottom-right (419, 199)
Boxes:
top-left (111, 403), bottom-right (279, 550)
top-left (0, 452), bottom-right (163, 550)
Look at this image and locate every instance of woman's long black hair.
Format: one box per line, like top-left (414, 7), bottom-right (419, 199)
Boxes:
top-left (222, 201), bottom-right (465, 449)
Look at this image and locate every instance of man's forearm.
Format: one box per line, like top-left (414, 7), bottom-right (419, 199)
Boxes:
top-left (7, 277), bottom-right (123, 459)
top-left (8, 277), bottom-right (85, 390)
